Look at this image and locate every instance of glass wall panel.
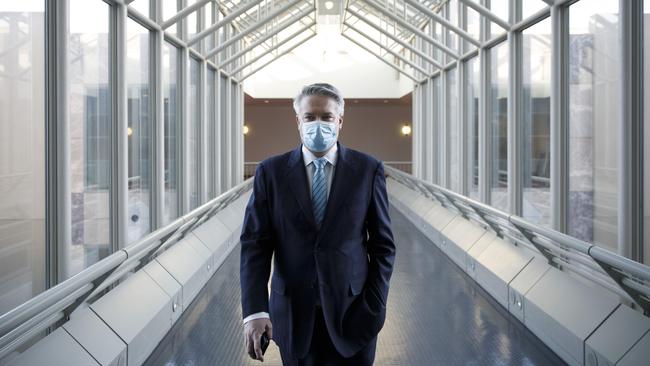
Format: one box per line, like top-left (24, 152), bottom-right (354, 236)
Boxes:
top-left (433, 76), bottom-right (443, 184)
top-left (188, 58), bottom-right (201, 210)
top-left (446, 0), bottom-right (459, 56)
top-left (231, 81), bottom-right (237, 185)
top-left (68, 0), bottom-right (111, 278)
top-left (207, 2), bottom-right (216, 53)
top-left (220, 75), bottom-right (228, 192)
top-left (522, 18), bottom-right (552, 227)
top-left (163, 0), bottom-right (178, 37)
top-left (129, 0), bottom-right (149, 18)
top-left (163, 42), bottom-right (179, 225)
top-left (568, 0), bottom-right (620, 252)
top-left (187, 0), bottom-right (197, 49)
top-left (522, 1), bottom-right (549, 20)
top-left (0, 1), bottom-right (46, 316)
top-left (447, 68), bottom-right (460, 192)
top-left (644, 0), bottom-right (650, 264)
top-left (126, 19), bottom-right (151, 244)
top-left (463, 2), bottom-right (480, 51)
top-left (466, 57), bottom-right (480, 199)
top-left (207, 68), bottom-right (216, 199)
top-left (421, 80), bottom-right (429, 181)
top-left (489, 0), bottom-right (509, 38)
top-left (489, 42), bottom-right (508, 211)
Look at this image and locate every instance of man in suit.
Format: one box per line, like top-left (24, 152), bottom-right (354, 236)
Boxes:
top-left (240, 83), bottom-right (396, 365)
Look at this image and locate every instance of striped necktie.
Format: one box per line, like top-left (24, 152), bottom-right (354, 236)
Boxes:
top-left (311, 157), bottom-right (328, 228)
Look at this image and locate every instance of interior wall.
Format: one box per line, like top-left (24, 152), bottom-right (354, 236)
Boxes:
top-left (244, 94), bottom-right (412, 163)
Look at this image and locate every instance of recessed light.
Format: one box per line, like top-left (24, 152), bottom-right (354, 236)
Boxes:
top-left (324, 1), bottom-right (334, 10)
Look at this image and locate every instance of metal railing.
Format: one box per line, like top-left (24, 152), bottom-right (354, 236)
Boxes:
top-left (384, 165), bottom-right (650, 315)
top-left (0, 178), bottom-right (253, 360)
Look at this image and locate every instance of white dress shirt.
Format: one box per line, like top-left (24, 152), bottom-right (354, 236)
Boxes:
top-left (243, 143), bottom-right (338, 325)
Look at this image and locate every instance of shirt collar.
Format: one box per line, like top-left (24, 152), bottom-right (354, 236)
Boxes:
top-left (302, 142), bottom-right (338, 167)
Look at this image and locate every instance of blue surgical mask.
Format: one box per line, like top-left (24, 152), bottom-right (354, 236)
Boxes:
top-left (301, 120), bottom-right (339, 153)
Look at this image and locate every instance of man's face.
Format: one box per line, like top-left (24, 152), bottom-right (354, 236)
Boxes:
top-left (295, 95), bottom-right (343, 141)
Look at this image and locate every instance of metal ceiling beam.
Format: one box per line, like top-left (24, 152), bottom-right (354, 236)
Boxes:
top-left (187, 0), bottom-right (267, 46)
top-left (359, 0), bottom-right (459, 59)
top-left (222, 18), bottom-right (316, 68)
top-left (341, 33), bottom-right (419, 83)
top-left (204, 0), bottom-right (310, 58)
top-left (239, 33), bottom-right (316, 82)
top-left (402, 0), bottom-right (481, 47)
top-left (457, 0), bottom-right (510, 31)
top-left (161, 0), bottom-right (212, 29)
top-left (345, 8), bottom-right (442, 69)
top-left (343, 23), bottom-right (429, 76)
top-left (229, 23), bottom-right (315, 75)
top-left (222, 4), bottom-right (315, 61)
top-left (222, 4), bottom-right (315, 58)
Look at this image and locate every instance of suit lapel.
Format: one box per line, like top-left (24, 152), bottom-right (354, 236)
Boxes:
top-left (286, 144), bottom-right (317, 229)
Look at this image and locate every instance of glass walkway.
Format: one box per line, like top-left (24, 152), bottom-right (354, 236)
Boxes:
top-left (145, 206), bottom-right (564, 365)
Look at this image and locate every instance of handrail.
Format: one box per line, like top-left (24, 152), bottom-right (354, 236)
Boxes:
top-left (0, 178), bottom-right (254, 359)
top-left (384, 165), bottom-right (650, 315)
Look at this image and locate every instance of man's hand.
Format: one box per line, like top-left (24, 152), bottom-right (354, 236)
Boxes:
top-left (244, 317), bottom-right (273, 362)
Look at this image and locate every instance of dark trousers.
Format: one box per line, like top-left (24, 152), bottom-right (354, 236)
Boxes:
top-left (279, 305), bottom-right (378, 366)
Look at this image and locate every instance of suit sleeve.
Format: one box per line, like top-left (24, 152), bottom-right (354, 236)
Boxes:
top-left (364, 161), bottom-right (396, 311)
top-left (240, 162), bottom-right (274, 320)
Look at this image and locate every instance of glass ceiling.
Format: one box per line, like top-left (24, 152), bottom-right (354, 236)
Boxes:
top-left (131, 0), bottom-right (546, 81)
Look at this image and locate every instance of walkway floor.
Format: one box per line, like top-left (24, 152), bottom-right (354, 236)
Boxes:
top-left (145, 206), bottom-right (566, 365)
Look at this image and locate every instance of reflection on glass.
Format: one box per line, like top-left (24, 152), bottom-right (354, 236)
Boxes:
top-left (207, 68), bottom-right (216, 199)
top-left (163, 43), bottom-right (179, 225)
top-left (522, 18), bottom-right (551, 227)
top-left (490, 42), bottom-right (508, 211)
top-left (126, 19), bottom-right (151, 244)
top-left (67, 0), bottom-right (111, 279)
top-left (188, 58), bottom-right (201, 210)
top-left (466, 57), bottom-right (480, 199)
top-left (568, 0), bottom-right (620, 252)
top-left (0, 1), bottom-right (46, 316)
top-left (447, 68), bottom-right (460, 191)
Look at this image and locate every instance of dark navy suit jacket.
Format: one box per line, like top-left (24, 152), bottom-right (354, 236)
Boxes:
top-left (240, 141), bottom-right (396, 358)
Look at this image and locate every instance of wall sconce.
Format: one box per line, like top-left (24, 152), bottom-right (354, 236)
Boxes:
top-left (127, 127), bottom-right (133, 136)
top-left (243, 125), bottom-right (250, 135)
top-left (401, 124), bottom-right (411, 136)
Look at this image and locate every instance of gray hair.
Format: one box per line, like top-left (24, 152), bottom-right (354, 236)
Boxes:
top-left (293, 82), bottom-right (345, 116)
